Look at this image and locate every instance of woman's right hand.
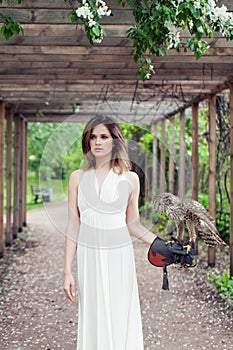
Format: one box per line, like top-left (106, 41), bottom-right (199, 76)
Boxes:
top-left (63, 272), bottom-right (77, 303)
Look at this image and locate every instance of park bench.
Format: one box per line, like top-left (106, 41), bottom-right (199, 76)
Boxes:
top-left (31, 184), bottom-right (52, 204)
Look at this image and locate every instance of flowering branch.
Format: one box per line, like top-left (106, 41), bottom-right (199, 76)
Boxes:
top-left (70, 0), bottom-right (233, 80)
top-left (66, 0), bottom-right (112, 44)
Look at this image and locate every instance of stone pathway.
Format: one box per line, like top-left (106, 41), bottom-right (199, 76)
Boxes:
top-left (0, 203), bottom-right (232, 350)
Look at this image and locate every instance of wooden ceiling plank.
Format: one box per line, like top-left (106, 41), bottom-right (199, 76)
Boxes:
top-left (0, 0), bottom-right (131, 10)
top-left (0, 8), bottom-right (134, 25)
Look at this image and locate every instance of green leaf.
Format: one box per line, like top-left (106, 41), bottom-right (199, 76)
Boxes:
top-left (92, 26), bottom-right (100, 36)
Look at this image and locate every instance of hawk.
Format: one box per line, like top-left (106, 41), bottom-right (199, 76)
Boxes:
top-left (153, 192), bottom-right (227, 248)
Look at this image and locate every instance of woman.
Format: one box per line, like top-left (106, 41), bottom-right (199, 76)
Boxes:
top-left (63, 115), bottom-right (157, 350)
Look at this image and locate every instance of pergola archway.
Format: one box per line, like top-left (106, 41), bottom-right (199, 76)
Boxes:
top-left (0, 0), bottom-right (233, 275)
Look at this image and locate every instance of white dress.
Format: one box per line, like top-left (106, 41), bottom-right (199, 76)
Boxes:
top-left (77, 168), bottom-right (144, 350)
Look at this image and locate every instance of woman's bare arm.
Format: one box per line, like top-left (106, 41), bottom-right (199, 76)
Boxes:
top-left (126, 172), bottom-right (156, 245)
top-left (63, 170), bottom-right (81, 303)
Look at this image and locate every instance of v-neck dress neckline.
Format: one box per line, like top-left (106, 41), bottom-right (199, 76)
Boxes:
top-left (93, 168), bottom-right (112, 198)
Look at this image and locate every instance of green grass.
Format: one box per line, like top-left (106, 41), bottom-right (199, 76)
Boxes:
top-left (4, 174), bottom-right (69, 213)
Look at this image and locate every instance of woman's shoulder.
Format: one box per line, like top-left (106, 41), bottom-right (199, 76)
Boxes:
top-left (69, 169), bottom-right (84, 186)
top-left (124, 171), bottom-right (139, 186)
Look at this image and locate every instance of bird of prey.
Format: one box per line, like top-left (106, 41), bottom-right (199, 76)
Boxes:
top-left (153, 192), bottom-right (227, 248)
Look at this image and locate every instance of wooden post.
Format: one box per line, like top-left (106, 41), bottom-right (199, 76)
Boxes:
top-left (152, 122), bottom-right (158, 197)
top-left (160, 119), bottom-right (166, 193)
top-left (208, 94), bottom-right (217, 267)
top-left (145, 152), bottom-right (149, 219)
top-left (5, 109), bottom-right (13, 246)
top-left (230, 84), bottom-right (233, 278)
top-left (13, 115), bottom-right (20, 238)
top-left (179, 110), bottom-right (185, 199)
top-left (192, 103), bottom-right (199, 253)
top-left (192, 103), bottom-right (199, 201)
top-left (23, 120), bottom-right (28, 227)
top-left (168, 116), bottom-right (175, 194)
top-left (18, 117), bottom-right (24, 232)
top-left (0, 102), bottom-right (4, 258)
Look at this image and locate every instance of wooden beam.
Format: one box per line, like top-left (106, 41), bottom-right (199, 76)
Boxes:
top-left (168, 116), bottom-right (175, 194)
top-left (18, 117), bottom-right (24, 232)
top-left (144, 152), bottom-right (149, 219)
top-left (208, 94), bottom-right (217, 267)
top-left (160, 119), bottom-right (166, 194)
top-left (179, 110), bottom-right (185, 199)
top-left (1, 0), bottom-right (232, 10)
top-left (0, 8), bottom-right (134, 25)
top-left (13, 115), bottom-right (20, 238)
top-left (23, 120), bottom-right (28, 227)
top-left (192, 102), bottom-right (199, 253)
top-left (192, 103), bottom-right (199, 200)
top-left (0, 0), bottom-right (132, 10)
top-left (1, 45), bottom-right (233, 56)
top-left (230, 84), bottom-right (233, 278)
top-left (5, 109), bottom-right (13, 246)
top-left (0, 102), bottom-right (4, 258)
top-left (152, 122), bottom-right (158, 197)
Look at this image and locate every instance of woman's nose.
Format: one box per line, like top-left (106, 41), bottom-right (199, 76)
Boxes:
top-left (95, 137), bottom-right (101, 144)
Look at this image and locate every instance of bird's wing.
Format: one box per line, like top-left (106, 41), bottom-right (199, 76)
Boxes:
top-left (185, 209), bottom-right (227, 247)
top-left (184, 198), bottom-right (214, 222)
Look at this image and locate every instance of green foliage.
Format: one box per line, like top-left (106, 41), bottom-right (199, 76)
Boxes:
top-left (0, 0), bottom-right (21, 4)
top-left (0, 14), bottom-right (23, 40)
top-left (205, 269), bottom-right (233, 303)
top-left (0, 0), bottom-right (23, 40)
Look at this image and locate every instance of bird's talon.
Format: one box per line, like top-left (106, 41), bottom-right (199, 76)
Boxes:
top-left (183, 243), bottom-right (192, 254)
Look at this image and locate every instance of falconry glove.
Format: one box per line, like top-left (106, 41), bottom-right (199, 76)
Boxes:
top-left (148, 236), bottom-right (196, 290)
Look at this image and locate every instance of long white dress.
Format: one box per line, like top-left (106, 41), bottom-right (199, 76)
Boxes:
top-left (76, 168), bottom-right (144, 350)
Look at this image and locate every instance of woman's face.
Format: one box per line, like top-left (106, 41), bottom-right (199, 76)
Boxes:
top-left (89, 124), bottom-right (113, 159)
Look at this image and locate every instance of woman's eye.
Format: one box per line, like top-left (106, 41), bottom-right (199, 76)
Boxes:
top-left (90, 134), bottom-right (96, 140)
top-left (101, 135), bottom-right (108, 139)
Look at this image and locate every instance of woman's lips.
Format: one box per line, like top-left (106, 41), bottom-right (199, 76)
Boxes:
top-left (94, 148), bottom-right (103, 151)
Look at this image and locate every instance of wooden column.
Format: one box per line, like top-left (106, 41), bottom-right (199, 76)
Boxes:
top-left (230, 84), bottom-right (233, 278)
top-left (5, 109), bottom-right (13, 246)
top-left (144, 152), bottom-right (149, 219)
top-left (192, 103), bottom-right (199, 253)
top-left (160, 119), bottom-right (166, 193)
top-left (192, 103), bottom-right (199, 201)
top-left (152, 122), bottom-right (158, 197)
top-left (23, 120), bottom-right (28, 227)
top-left (168, 117), bottom-right (175, 194)
top-left (0, 102), bottom-right (4, 258)
top-left (208, 94), bottom-right (217, 267)
top-left (179, 110), bottom-right (185, 199)
top-left (18, 117), bottom-right (24, 232)
top-left (13, 115), bottom-right (20, 238)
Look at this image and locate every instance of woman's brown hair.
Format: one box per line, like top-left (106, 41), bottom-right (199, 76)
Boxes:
top-left (82, 115), bottom-right (131, 174)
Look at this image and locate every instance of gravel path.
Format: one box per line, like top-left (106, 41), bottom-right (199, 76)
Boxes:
top-left (0, 203), bottom-right (232, 350)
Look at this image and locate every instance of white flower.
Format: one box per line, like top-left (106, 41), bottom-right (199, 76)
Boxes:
top-left (93, 38), bottom-right (102, 43)
top-left (145, 73), bottom-right (151, 80)
top-left (165, 21), bottom-right (180, 49)
top-left (76, 4), bottom-right (93, 20)
top-left (149, 64), bottom-right (154, 71)
top-left (88, 19), bottom-right (96, 27)
top-left (194, 1), bottom-right (201, 9)
top-left (97, 5), bottom-right (111, 16)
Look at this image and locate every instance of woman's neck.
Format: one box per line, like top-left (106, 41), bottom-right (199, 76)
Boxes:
top-left (95, 158), bottom-right (112, 172)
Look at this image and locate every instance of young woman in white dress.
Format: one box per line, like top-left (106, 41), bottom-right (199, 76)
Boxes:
top-left (63, 116), bottom-right (157, 350)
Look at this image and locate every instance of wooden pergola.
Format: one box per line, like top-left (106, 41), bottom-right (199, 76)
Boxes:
top-left (0, 0), bottom-right (233, 275)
